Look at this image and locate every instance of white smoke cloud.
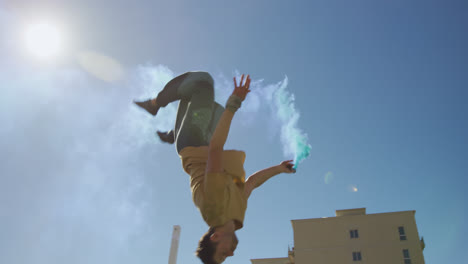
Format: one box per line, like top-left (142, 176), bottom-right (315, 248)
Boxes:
top-left (0, 49), bottom-right (311, 263)
top-left (0, 62), bottom-right (159, 263)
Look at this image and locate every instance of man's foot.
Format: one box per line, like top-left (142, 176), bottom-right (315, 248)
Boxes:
top-left (134, 99), bottom-right (159, 116)
top-left (157, 130), bottom-right (175, 144)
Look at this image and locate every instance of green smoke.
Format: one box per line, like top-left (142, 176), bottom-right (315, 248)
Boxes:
top-left (273, 77), bottom-right (311, 170)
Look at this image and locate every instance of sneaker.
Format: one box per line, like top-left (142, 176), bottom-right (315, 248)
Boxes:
top-left (157, 130), bottom-right (175, 144)
top-left (134, 99), bottom-right (159, 116)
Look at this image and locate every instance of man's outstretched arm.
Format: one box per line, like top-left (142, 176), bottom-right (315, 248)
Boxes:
top-left (206, 74), bottom-right (251, 174)
top-left (244, 160), bottom-right (295, 199)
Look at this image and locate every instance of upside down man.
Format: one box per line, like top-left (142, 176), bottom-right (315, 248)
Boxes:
top-left (135, 71), bottom-right (295, 264)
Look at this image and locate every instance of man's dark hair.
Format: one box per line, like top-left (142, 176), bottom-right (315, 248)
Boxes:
top-left (195, 227), bottom-right (218, 264)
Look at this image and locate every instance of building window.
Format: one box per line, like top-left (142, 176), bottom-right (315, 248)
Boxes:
top-left (398, 226), bottom-right (407, 241)
top-left (352, 251), bottom-right (362, 261)
top-left (350, 229), bottom-right (359, 239)
top-left (403, 249), bottom-right (411, 264)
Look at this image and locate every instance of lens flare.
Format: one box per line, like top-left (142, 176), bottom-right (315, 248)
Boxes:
top-left (348, 185), bottom-right (358, 192)
top-left (77, 51), bottom-right (125, 82)
top-left (324, 171), bottom-right (334, 184)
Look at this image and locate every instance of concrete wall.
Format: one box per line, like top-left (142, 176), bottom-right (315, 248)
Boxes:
top-left (291, 209), bottom-right (425, 264)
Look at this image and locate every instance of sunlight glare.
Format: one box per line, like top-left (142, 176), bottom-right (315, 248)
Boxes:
top-left (24, 22), bottom-right (62, 59)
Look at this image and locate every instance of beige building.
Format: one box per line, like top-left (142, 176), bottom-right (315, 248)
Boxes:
top-left (252, 208), bottom-right (425, 264)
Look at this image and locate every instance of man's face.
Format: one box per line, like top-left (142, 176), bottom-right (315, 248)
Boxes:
top-left (212, 232), bottom-right (238, 263)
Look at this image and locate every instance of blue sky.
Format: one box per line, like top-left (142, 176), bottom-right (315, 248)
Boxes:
top-left (1, 0), bottom-right (467, 263)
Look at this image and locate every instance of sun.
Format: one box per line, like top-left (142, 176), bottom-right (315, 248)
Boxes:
top-left (24, 22), bottom-right (63, 59)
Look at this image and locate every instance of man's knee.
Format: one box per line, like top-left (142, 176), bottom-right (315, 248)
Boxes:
top-left (187, 71), bottom-right (214, 86)
top-left (177, 72), bottom-right (214, 98)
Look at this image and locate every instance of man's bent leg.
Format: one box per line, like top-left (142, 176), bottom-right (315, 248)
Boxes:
top-left (173, 101), bottom-right (223, 150)
top-left (155, 97), bottom-right (189, 145)
top-left (135, 71), bottom-right (214, 116)
top-left (156, 71), bottom-right (214, 107)
top-left (175, 85), bottom-right (216, 153)
top-left (204, 102), bottom-right (225, 143)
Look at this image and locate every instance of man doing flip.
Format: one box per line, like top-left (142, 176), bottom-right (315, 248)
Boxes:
top-left (135, 71), bottom-right (295, 263)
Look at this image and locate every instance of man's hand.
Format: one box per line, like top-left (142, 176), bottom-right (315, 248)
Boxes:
top-left (278, 160), bottom-right (296, 173)
top-left (244, 159), bottom-right (296, 199)
top-left (233, 74), bottom-right (251, 101)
